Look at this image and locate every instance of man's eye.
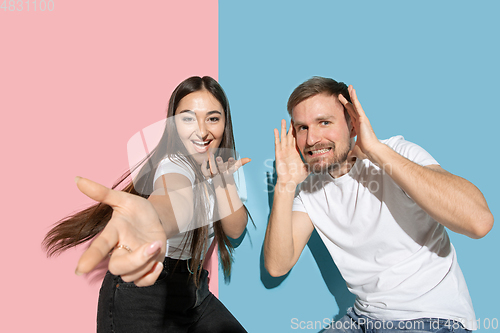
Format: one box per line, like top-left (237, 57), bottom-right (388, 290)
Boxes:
top-left (298, 126), bottom-right (307, 131)
top-left (321, 121), bottom-right (330, 126)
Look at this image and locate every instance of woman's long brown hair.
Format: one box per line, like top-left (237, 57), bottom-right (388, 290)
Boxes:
top-left (42, 76), bottom-right (245, 285)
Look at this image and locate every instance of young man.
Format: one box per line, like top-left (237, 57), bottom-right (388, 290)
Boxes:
top-left (264, 77), bottom-right (493, 332)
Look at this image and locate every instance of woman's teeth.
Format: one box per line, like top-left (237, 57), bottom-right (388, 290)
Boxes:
top-left (192, 140), bottom-right (211, 147)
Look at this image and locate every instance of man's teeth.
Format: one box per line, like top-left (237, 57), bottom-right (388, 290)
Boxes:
top-left (310, 148), bottom-right (330, 154)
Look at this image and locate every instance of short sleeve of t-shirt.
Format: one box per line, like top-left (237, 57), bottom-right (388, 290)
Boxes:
top-left (153, 156), bottom-right (196, 185)
top-left (292, 190), bottom-right (307, 213)
top-left (292, 136), bottom-right (438, 212)
top-left (382, 135), bottom-right (439, 167)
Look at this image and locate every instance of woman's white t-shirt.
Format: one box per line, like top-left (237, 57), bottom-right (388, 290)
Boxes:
top-left (153, 156), bottom-right (215, 260)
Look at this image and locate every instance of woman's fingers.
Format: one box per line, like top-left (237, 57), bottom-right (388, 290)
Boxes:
top-left (208, 152), bottom-right (217, 175)
top-left (201, 158), bottom-right (211, 178)
top-left (75, 176), bottom-right (124, 208)
top-left (75, 224), bottom-right (119, 275)
top-left (216, 156), bottom-right (227, 173)
top-left (108, 241), bottom-right (162, 277)
top-left (228, 157), bottom-right (251, 174)
top-left (239, 157), bottom-right (251, 167)
top-left (132, 261), bottom-right (164, 287)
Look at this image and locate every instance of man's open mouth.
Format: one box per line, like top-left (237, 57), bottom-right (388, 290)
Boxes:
top-left (307, 147), bottom-right (332, 156)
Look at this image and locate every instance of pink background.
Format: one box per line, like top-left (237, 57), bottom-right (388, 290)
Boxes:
top-left (0, 1), bottom-right (218, 331)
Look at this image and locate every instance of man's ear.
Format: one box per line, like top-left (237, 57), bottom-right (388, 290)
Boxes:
top-left (291, 119), bottom-right (296, 136)
top-left (348, 118), bottom-right (357, 139)
top-left (350, 125), bottom-right (357, 139)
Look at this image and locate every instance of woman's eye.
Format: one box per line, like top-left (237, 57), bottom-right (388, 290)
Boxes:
top-left (182, 117), bottom-right (195, 123)
top-left (207, 117), bottom-right (220, 123)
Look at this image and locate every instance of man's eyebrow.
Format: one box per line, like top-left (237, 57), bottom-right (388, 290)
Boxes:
top-left (293, 115), bottom-right (335, 126)
top-left (315, 115), bottom-right (335, 121)
top-left (292, 120), bottom-right (304, 127)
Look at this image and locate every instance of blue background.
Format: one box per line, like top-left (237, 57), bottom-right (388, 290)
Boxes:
top-left (219, 1), bottom-right (499, 332)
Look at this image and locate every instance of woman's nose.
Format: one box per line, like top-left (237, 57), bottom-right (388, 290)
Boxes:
top-left (195, 120), bottom-right (208, 140)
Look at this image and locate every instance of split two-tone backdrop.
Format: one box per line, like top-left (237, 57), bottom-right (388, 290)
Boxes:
top-left (1, 1), bottom-right (498, 332)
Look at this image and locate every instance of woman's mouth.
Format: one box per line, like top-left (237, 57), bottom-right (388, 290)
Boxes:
top-left (191, 139), bottom-right (212, 153)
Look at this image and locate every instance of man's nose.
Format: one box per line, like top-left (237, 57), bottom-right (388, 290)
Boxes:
top-left (306, 129), bottom-right (320, 146)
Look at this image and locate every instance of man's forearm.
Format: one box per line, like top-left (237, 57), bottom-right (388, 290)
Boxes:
top-left (264, 183), bottom-right (298, 276)
top-left (367, 142), bottom-right (494, 238)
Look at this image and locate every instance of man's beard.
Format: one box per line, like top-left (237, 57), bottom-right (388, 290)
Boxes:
top-left (304, 141), bottom-right (352, 174)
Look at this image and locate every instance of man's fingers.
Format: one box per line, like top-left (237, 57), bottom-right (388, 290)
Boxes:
top-left (274, 128), bottom-right (280, 146)
top-left (75, 177), bottom-right (123, 208)
top-left (280, 119), bottom-right (287, 145)
top-left (287, 120), bottom-right (294, 145)
top-left (347, 106), bottom-right (358, 122)
top-left (338, 93), bottom-right (349, 106)
top-left (348, 86), bottom-right (366, 118)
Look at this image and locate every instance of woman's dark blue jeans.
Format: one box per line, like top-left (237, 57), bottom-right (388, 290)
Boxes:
top-left (96, 258), bottom-right (247, 333)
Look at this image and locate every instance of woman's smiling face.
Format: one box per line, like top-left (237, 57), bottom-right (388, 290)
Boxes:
top-left (174, 89), bottom-right (225, 164)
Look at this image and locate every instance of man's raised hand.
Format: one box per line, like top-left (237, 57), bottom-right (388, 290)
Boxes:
top-left (274, 119), bottom-right (310, 189)
top-left (339, 85), bottom-right (380, 161)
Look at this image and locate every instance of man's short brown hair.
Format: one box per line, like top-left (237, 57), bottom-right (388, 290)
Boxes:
top-left (287, 76), bottom-right (352, 121)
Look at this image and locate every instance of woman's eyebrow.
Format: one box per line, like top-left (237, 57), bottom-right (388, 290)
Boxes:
top-left (206, 110), bottom-right (222, 116)
top-left (178, 110), bottom-right (195, 115)
top-left (178, 110), bottom-right (222, 115)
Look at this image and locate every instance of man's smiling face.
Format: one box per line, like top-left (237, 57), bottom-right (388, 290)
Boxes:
top-left (292, 93), bottom-right (353, 177)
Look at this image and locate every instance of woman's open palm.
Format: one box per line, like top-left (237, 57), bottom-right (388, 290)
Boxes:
top-left (74, 177), bottom-right (167, 287)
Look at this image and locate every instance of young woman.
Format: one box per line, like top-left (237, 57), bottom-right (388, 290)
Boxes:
top-left (43, 76), bottom-right (250, 332)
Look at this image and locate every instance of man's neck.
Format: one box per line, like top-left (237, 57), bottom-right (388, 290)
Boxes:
top-left (328, 157), bottom-right (357, 179)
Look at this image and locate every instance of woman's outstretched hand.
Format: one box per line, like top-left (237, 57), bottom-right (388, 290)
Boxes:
top-left (201, 152), bottom-right (251, 182)
top-left (74, 177), bottom-right (167, 287)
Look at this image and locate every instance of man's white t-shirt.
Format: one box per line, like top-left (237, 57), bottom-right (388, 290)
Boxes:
top-left (292, 136), bottom-right (476, 330)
